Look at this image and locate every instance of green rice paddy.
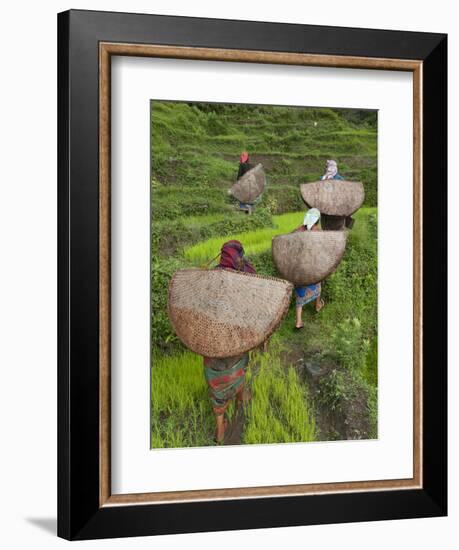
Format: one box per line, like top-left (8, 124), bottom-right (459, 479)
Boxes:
top-left (151, 338), bottom-right (316, 448)
top-left (243, 340), bottom-right (316, 444)
top-left (151, 351), bottom-right (214, 448)
top-left (150, 100), bottom-right (378, 447)
top-left (184, 211), bottom-right (304, 264)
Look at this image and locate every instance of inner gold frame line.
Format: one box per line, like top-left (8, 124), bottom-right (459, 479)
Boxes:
top-left (99, 42), bottom-right (423, 507)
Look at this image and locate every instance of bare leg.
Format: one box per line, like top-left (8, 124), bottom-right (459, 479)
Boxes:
top-left (214, 413), bottom-right (227, 443)
top-left (295, 305), bottom-right (304, 328)
top-left (236, 383), bottom-right (252, 410)
top-left (315, 296), bottom-right (325, 312)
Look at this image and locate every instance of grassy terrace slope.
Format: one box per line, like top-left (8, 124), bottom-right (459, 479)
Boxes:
top-left (184, 211), bottom-right (304, 263)
top-left (151, 101), bottom-right (377, 218)
top-left (151, 101), bottom-right (378, 447)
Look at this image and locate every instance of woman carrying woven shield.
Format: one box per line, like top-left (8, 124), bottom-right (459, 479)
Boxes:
top-left (237, 151), bottom-right (253, 180)
top-left (320, 159), bottom-right (344, 181)
top-left (204, 240), bottom-right (255, 443)
top-left (293, 208), bottom-right (325, 330)
top-left (236, 151), bottom-right (255, 214)
top-left (320, 159), bottom-right (354, 229)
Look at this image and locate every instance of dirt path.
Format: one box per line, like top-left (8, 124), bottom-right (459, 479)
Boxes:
top-left (280, 337), bottom-right (372, 441)
top-left (301, 354), bottom-right (372, 441)
top-left (223, 407), bottom-right (246, 445)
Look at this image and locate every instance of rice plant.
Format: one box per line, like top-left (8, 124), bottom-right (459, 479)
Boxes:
top-left (151, 340), bottom-right (316, 448)
top-left (150, 101), bottom-right (378, 444)
top-left (243, 340), bottom-right (316, 444)
top-left (151, 351), bottom-right (215, 448)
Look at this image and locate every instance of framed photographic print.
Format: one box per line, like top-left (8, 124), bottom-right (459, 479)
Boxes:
top-left (57, 9), bottom-right (447, 540)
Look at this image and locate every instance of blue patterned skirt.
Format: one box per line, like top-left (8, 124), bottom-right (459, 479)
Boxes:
top-left (294, 283), bottom-right (321, 307)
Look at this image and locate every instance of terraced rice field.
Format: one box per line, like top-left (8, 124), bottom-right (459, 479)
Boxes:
top-left (150, 101), bottom-right (378, 447)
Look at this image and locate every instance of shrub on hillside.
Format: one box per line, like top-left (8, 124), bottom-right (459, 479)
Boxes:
top-left (151, 257), bottom-right (189, 351)
top-left (249, 250), bottom-right (277, 277)
top-left (331, 318), bottom-right (370, 373)
top-left (261, 186), bottom-right (303, 214)
top-left (323, 232), bottom-right (377, 335)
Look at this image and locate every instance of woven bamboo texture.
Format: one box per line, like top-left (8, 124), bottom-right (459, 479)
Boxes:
top-left (272, 231), bottom-right (347, 286)
top-left (230, 164), bottom-right (266, 203)
top-left (300, 180), bottom-right (364, 216)
top-left (168, 268), bottom-right (293, 358)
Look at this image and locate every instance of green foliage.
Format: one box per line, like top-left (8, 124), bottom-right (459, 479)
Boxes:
top-left (323, 208), bottom-right (378, 336)
top-left (331, 318), bottom-right (370, 372)
top-left (150, 338), bottom-right (316, 448)
top-left (151, 257), bottom-right (189, 351)
top-left (150, 100), bottom-right (379, 447)
top-left (152, 219), bottom-right (193, 258)
top-left (333, 108), bottom-right (377, 128)
top-left (249, 249), bottom-right (277, 277)
top-left (317, 369), bottom-right (349, 412)
top-left (359, 166), bottom-right (377, 206)
top-left (152, 207), bottom-right (273, 257)
top-left (302, 208), bottom-right (378, 432)
top-left (243, 339), bottom-right (316, 444)
top-left (151, 351), bottom-right (215, 448)
top-left (184, 210), bottom-right (304, 264)
top-left (202, 208), bottom-right (272, 240)
top-left (363, 336), bottom-right (378, 387)
top-left (151, 100), bottom-right (378, 207)
top-left (206, 111), bottom-right (229, 135)
top-left (261, 185), bottom-right (304, 214)
top-left (316, 364), bottom-right (377, 440)
top-left (367, 384), bottom-right (378, 439)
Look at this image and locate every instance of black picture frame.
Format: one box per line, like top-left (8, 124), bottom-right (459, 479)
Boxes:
top-left (58, 9), bottom-right (447, 540)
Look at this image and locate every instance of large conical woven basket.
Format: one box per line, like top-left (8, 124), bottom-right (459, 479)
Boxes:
top-left (168, 268), bottom-right (293, 358)
top-left (300, 180), bottom-right (364, 216)
top-left (230, 164), bottom-right (266, 203)
top-left (272, 231), bottom-right (347, 286)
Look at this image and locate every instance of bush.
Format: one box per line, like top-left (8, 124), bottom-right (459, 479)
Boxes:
top-left (323, 211), bottom-right (377, 336)
top-left (367, 384), bottom-right (378, 438)
top-left (262, 186), bottom-right (303, 214)
top-left (331, 318), bottom-right (370, 372)
top-left (249, 250), bottom-right (277, 277)
top-left (151, 257), bottom-right (189, 351)
top-left (360, 166), bottom-right (377, 207)
top-left (317, 369), bottom-right (350, 412)
top-left (152, 219), bottom-right (194, 257)
top-left (363, 335), bottom-right (378, 387)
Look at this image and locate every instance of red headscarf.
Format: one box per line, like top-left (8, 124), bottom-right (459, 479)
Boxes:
top-left (217, 240), bottom-right (256, 273)
top-left (240, 151), bottom-right (249, 163)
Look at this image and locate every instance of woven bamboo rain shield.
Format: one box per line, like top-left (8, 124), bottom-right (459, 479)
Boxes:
top-left (272, 231), bottom-right (347, 286)
top-left (168, 269), bottom-right (293, 358)
top-left (230, 164), bottom-right (266, 203)
top-left (300, 180), bottom-right (365, 216)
